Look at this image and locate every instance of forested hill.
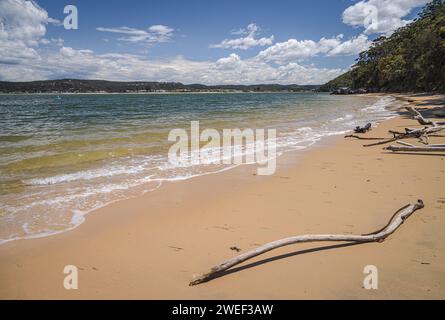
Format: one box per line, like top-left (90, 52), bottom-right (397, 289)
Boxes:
top-left (0, 79), bottom-right (319, 93)
top-left (320, 0), bottom-right (445, 93)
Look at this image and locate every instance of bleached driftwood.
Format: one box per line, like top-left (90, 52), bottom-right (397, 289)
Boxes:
top-left (364, 125), bottom-right (445, 147)
top-left (406, 106), bottom-right (437, 127)
top-left (396, 141), bottom-right (445, 148)
top-left (190, 200), bottom-right (424, 286)
top-left (396, 141), bottom-right (415, 147)
top-left (386, 145), bottom-right (445, 152)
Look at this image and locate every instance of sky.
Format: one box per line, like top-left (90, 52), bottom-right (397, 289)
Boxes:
top-left (0, 0), bottom-right (430, 85)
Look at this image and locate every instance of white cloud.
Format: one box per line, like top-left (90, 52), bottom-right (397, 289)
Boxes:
top-left (0, 45), bottom-right (344, 85)
top-left (327, 34), bottom-right (371, 56)
top-left (39, 37), bottom-right (64, 46)
top-left (96, 25), bottom-right (174, 44)
top-left (0, 0), bottom-right (52, 64)
top-left (0, 0), bottom-right (48, 45)
top-left (342, 0), bottom-right (429, 35)
top-left (211, 23), bottom-right (274, 50)
top-left (255, 34), bottom-right (371, 64)
top-left (215, 53), bottom-right (243, 70)
top-left (210, 54), bottom-right (345, 85)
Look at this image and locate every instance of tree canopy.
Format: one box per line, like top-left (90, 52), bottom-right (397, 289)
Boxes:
top-left (320, 0), bottom-right (445, 93)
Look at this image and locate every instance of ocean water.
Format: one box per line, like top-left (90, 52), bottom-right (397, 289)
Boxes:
top-left (0, 93), bottom-right (401, 244)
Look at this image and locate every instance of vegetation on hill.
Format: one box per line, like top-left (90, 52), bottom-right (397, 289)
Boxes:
top-left (320, 0), bottom-right (445, 93)
top-left (0, 79), bottom-right (319, 93)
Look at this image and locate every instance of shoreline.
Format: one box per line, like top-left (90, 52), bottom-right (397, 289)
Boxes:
top-left (1, 94), bottom-right (444, 299)
top-left (0, 91), bottom-right (321, 96)
top-left (0, 93), bottom-right (387, 246)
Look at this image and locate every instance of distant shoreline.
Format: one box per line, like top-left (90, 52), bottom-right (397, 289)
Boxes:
top-left (0, 79), bottom-right (321, 95)
top-left (0, 90), bottom-right (320, 95)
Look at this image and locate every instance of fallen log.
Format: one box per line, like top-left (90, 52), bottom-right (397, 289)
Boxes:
top-left (190, 200), bottom-right (424, 286)
top-left (406, 106), bottom-right (437, 127)
top-left (386, 145), bottom-right (445, 152)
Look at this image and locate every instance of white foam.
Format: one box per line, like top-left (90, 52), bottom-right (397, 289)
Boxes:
top-left (331, 114), bottom-right (354, 122)
top-left (25, 163), bottom-right (149, 186)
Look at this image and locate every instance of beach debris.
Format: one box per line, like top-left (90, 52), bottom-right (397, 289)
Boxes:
top-left (169, 246), bottom-right (184, 252)
top-left (230, 246), bottom-right (241, 252)
top-left (213, 225), bottom-right (231, 231)
top-left (344, 134), bottom-right (385, 140)
top-left (411, 259), bottom-right (431, 265)
top-left (385, 142), bottom-right (445, 153)
top-left (406, 106), bottom-right (438, 127)
top-left (354, 123), bottom-right (372, 133)
top-left (190, 200), bottom-right (424, 286)
top-left (363, 125), bottom-right (445, 147)
top-left (343, 106), bottom-right (444, 148)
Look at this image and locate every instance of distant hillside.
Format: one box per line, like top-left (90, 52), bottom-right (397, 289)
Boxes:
top-left (0, 79), bottom-right (319, 93)
top-left (320, 0), bottom-right (445, 93)
top-left (318, 72), bottom-right (353, 93)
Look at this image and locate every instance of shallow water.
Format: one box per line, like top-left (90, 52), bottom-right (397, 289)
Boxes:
top-left (0, 92), bottom-right (401, 243)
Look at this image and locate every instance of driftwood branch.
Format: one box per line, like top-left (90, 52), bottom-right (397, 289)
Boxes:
top-left (190, 200), bottom-right (424, 286)
top-left (397, 141), bottom-right (415, 147)
top-left (386, 145), bottom-right (445, 152)
top-left (406, 106), bottom-right (437, 127)
top-left (344, 134), bottom-right (385, 141)
top-left (364, 125), bottom-right (445, 147)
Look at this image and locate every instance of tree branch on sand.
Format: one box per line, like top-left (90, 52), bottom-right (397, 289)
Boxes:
top-left (344, 135), bottom-right (385, 140)
top-left (344, 107), bottom-right (444, 146)
top-left (363, 125), bottom-right (445, 147)
top-left (406, 106), bottom-right (438, 127)
top-left (190, 200), bottom-right (424, 286)
top-left (386, 143), bottom-right (445, 152)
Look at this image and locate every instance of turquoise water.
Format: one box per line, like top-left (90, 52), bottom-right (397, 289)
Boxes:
top-left (0, 93), bottom-right (398, 243)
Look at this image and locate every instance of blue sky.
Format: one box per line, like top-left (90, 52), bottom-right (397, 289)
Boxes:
top-left (0, 0), bottom-right (429, 84)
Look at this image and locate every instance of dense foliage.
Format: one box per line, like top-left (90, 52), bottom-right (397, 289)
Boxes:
top-left (320, 0), bottom-right (445, 93)
top-left (0, 79), bottom-right (319, 93)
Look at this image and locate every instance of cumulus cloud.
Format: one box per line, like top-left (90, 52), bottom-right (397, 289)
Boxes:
top-left (211, 23), bottom-right (274, 50)
top-left (0, 0), bottom-right (48, 45)
top-left (0, 45), bottom-right (344, 85)
top-left (342, 0), bottom-right (429, 35)
top-left (255, 34), bottom-right (371, 64)
top-left (0, 0), bottom-right (49, 64)
top-left (215, 53), bottom-right (243, 70)
top-left (211, 54), bottom-right (345, 85)
top-left (96, 25), bottom-right (174, 44)
top-left (327, 34), bottom-right (371, 56)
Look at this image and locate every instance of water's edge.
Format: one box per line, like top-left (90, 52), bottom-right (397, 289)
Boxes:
top-left (0, 94), bottom-right (404, 245)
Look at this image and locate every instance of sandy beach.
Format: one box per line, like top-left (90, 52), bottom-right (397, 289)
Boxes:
top-left (1, 94), bottom-right (444, 300)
